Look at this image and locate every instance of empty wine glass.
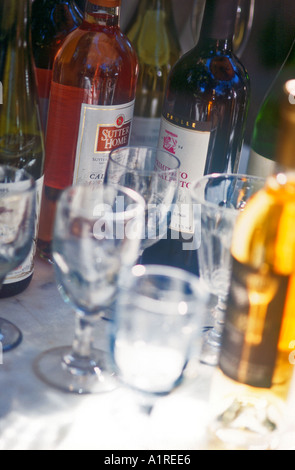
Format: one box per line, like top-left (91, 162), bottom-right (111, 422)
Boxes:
top-left (34, 183), bottom-right (145, 394)
top-left (0, 165), bottom-right (36, 351)
top-left (191, 174), bottom-right (265, 367)
top-left (104, 146), bottom-right (180, 259)
top-left (110, 264), bottom-right (208, 414)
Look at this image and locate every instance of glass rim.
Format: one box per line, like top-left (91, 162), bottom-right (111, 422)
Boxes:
top-left (58, 182), bottom-right (146, 218)
top-left (122, 263), bottom-right (209, 313)
top-left (109, 145), bottom-right (181, 175)
top-left (190, 172), bottom-right (266, 212)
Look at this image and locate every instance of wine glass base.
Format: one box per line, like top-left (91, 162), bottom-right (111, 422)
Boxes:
top-left (0, 318), bottom-right (23, 352)
top-left (209, 397), bottom-right (281, 450)
top-left (34, 346), bottom-right (118, 395)
top-left (200, 327), bottom-right (221, 367)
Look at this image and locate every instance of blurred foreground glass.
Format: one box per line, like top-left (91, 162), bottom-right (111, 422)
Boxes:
top-left (34, 183), bottom-right (145, 394)
top-left (111, 264), bottom-right (208, 414)
top-left (192, 0), bottom-right (255, 58)
top-left (105, 146), bottom-right (180, 259)
top-left (0, 166), bottom-right (36, 350)
top-left (191, 174), bottom-right (265, 366)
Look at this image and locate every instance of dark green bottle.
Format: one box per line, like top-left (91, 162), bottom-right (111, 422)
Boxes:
top-left (0, 0), bottom-right (45, 297)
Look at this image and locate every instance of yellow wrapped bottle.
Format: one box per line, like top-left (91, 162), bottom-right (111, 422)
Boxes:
top-left (210, 80), bottom-right (295, 449)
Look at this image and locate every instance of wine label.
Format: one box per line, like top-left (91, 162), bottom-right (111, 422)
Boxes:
top-left (219, 257), bottom-right (290, 389)
top-left (158, 113), bottom-right (211, 234)
top-left (130, 116), bottom-right (161, 147)
top-left (4, 175), bottom-right (44, 284)
top-left (73, 101), bottom-right (135, 184)
top-left (247, 149), bottom-right (276, 178)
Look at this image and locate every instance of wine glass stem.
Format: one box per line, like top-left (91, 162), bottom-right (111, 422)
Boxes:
top-left (72, 315), bottom-right (95, 358)
top-left (210, 297), bottom-right (227, 343)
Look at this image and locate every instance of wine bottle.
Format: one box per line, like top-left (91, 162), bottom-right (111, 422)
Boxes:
top-left (210, 80), bottom-right (295, 448)
top-left (247, 38), bottom-right (295, 178)
top-left (37, 0), bottom-right (138, 262)
top-left (142, 0), bottom-right (250, 274)
top-left (127, 0), bottom-right (181, 147)
top-left (0, 0), bottom-right (45, 297)
top-left (31, 0), bottom-right (83, 133)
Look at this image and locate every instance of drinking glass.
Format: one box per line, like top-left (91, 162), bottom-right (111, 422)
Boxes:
top-left (105, 146), bottom-right (180, 258)
top-left (110, 264), bottom-right (209, 414)
top-left (0, 165), bottom-right (36, 351)
top-left (34, 183), bottom-right (145, 394)
top-left (191, 174), bottom-right (265, 366)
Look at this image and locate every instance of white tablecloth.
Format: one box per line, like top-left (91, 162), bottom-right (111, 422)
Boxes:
top-left (1, 256), bottom-right (295, 450)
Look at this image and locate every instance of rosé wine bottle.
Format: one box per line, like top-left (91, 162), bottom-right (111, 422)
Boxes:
top-left (37, 0), bottom-right (138, 262)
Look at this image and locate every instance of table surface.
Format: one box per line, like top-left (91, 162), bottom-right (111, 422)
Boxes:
top-left (0, 256), bottom-right (295, 451)
top-left (1, 148), bottom-right (295, 451)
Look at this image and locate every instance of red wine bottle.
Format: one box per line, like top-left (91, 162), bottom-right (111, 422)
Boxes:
top-left (32, 0), bottom-right (83, 132)
top-left (143, 0), bottom-right (250, 274)
top-left (37, 0), bottom-right (138, 262)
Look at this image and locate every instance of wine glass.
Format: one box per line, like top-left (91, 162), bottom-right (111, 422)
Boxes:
top-left (34, 183), bottom-right (145, 394)
top-left (190, 173), bottom-right (265, 367)
top-left (110, 264), bottom-right (209, 414)
top-left (104, 146), bottom-right (180, 260)
top-left (0, 165), bottom-right (36, 351)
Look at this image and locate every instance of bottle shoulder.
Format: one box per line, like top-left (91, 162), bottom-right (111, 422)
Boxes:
top-left (168, 47), bottom-right (250, 94)
top-left (32, 1), bottom-right (83, 44)
top-left (51, 25), bottom-right (138, 98)
top-left (55, 24), bottom-right (137, 65)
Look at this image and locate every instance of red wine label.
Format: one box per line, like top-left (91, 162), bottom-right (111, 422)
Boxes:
top-left (45, 82), bottom-right (90, 189)
top-left (73, 101), bottom-right (135, 184)
top-left (219, 257), bottom-right (289, 389)
top-left (159, 113), bottom-right (211, 234)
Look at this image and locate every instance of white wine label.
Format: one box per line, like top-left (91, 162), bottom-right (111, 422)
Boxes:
top-left (220, 257), bottom-right (289, 388)
top-left (158, 114), bottom-right (211, 234)
top-left (247, 149), bottom-right (276, 178)
top-left (73, 101), bottom-right (135, 184)
top-left (130, 116), bottom-right (161, 147)
top-left (4, 175), bottom-right (44, 284)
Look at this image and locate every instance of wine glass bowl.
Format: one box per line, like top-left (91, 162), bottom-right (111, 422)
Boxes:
top-left (0, 165), bottom-right (36, 351)
top-left (34, 183), bottom-right (145, 394)
top-left (191, 173), bottom-right (266, 366)
top-left (110, 264), bottom-right (208, 411)
top-left (105, 146), bottom-right (180, 254)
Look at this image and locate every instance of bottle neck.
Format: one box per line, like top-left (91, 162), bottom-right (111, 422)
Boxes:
top-left (84, 0), bottom-right (121, 27)
top-left (198, 0), bottom-right (238, 50)
top-left (0, 0), bottom-right (31, 42)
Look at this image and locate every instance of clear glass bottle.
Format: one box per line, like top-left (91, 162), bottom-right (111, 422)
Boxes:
top-left (247, 38), bottom-right (295, 178)
top-left (37, 0), bottom-right (138, 262)
top-left (0, 0), bottom-right (45, 297)
top-left (127, 0), bottom-right (181, 147)
top-left (143, 0), bottom-right (250, 274)
top-left (31, 0), bottom-right (83, 132)
top-left (210, 80), bottom-right (295, 449)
